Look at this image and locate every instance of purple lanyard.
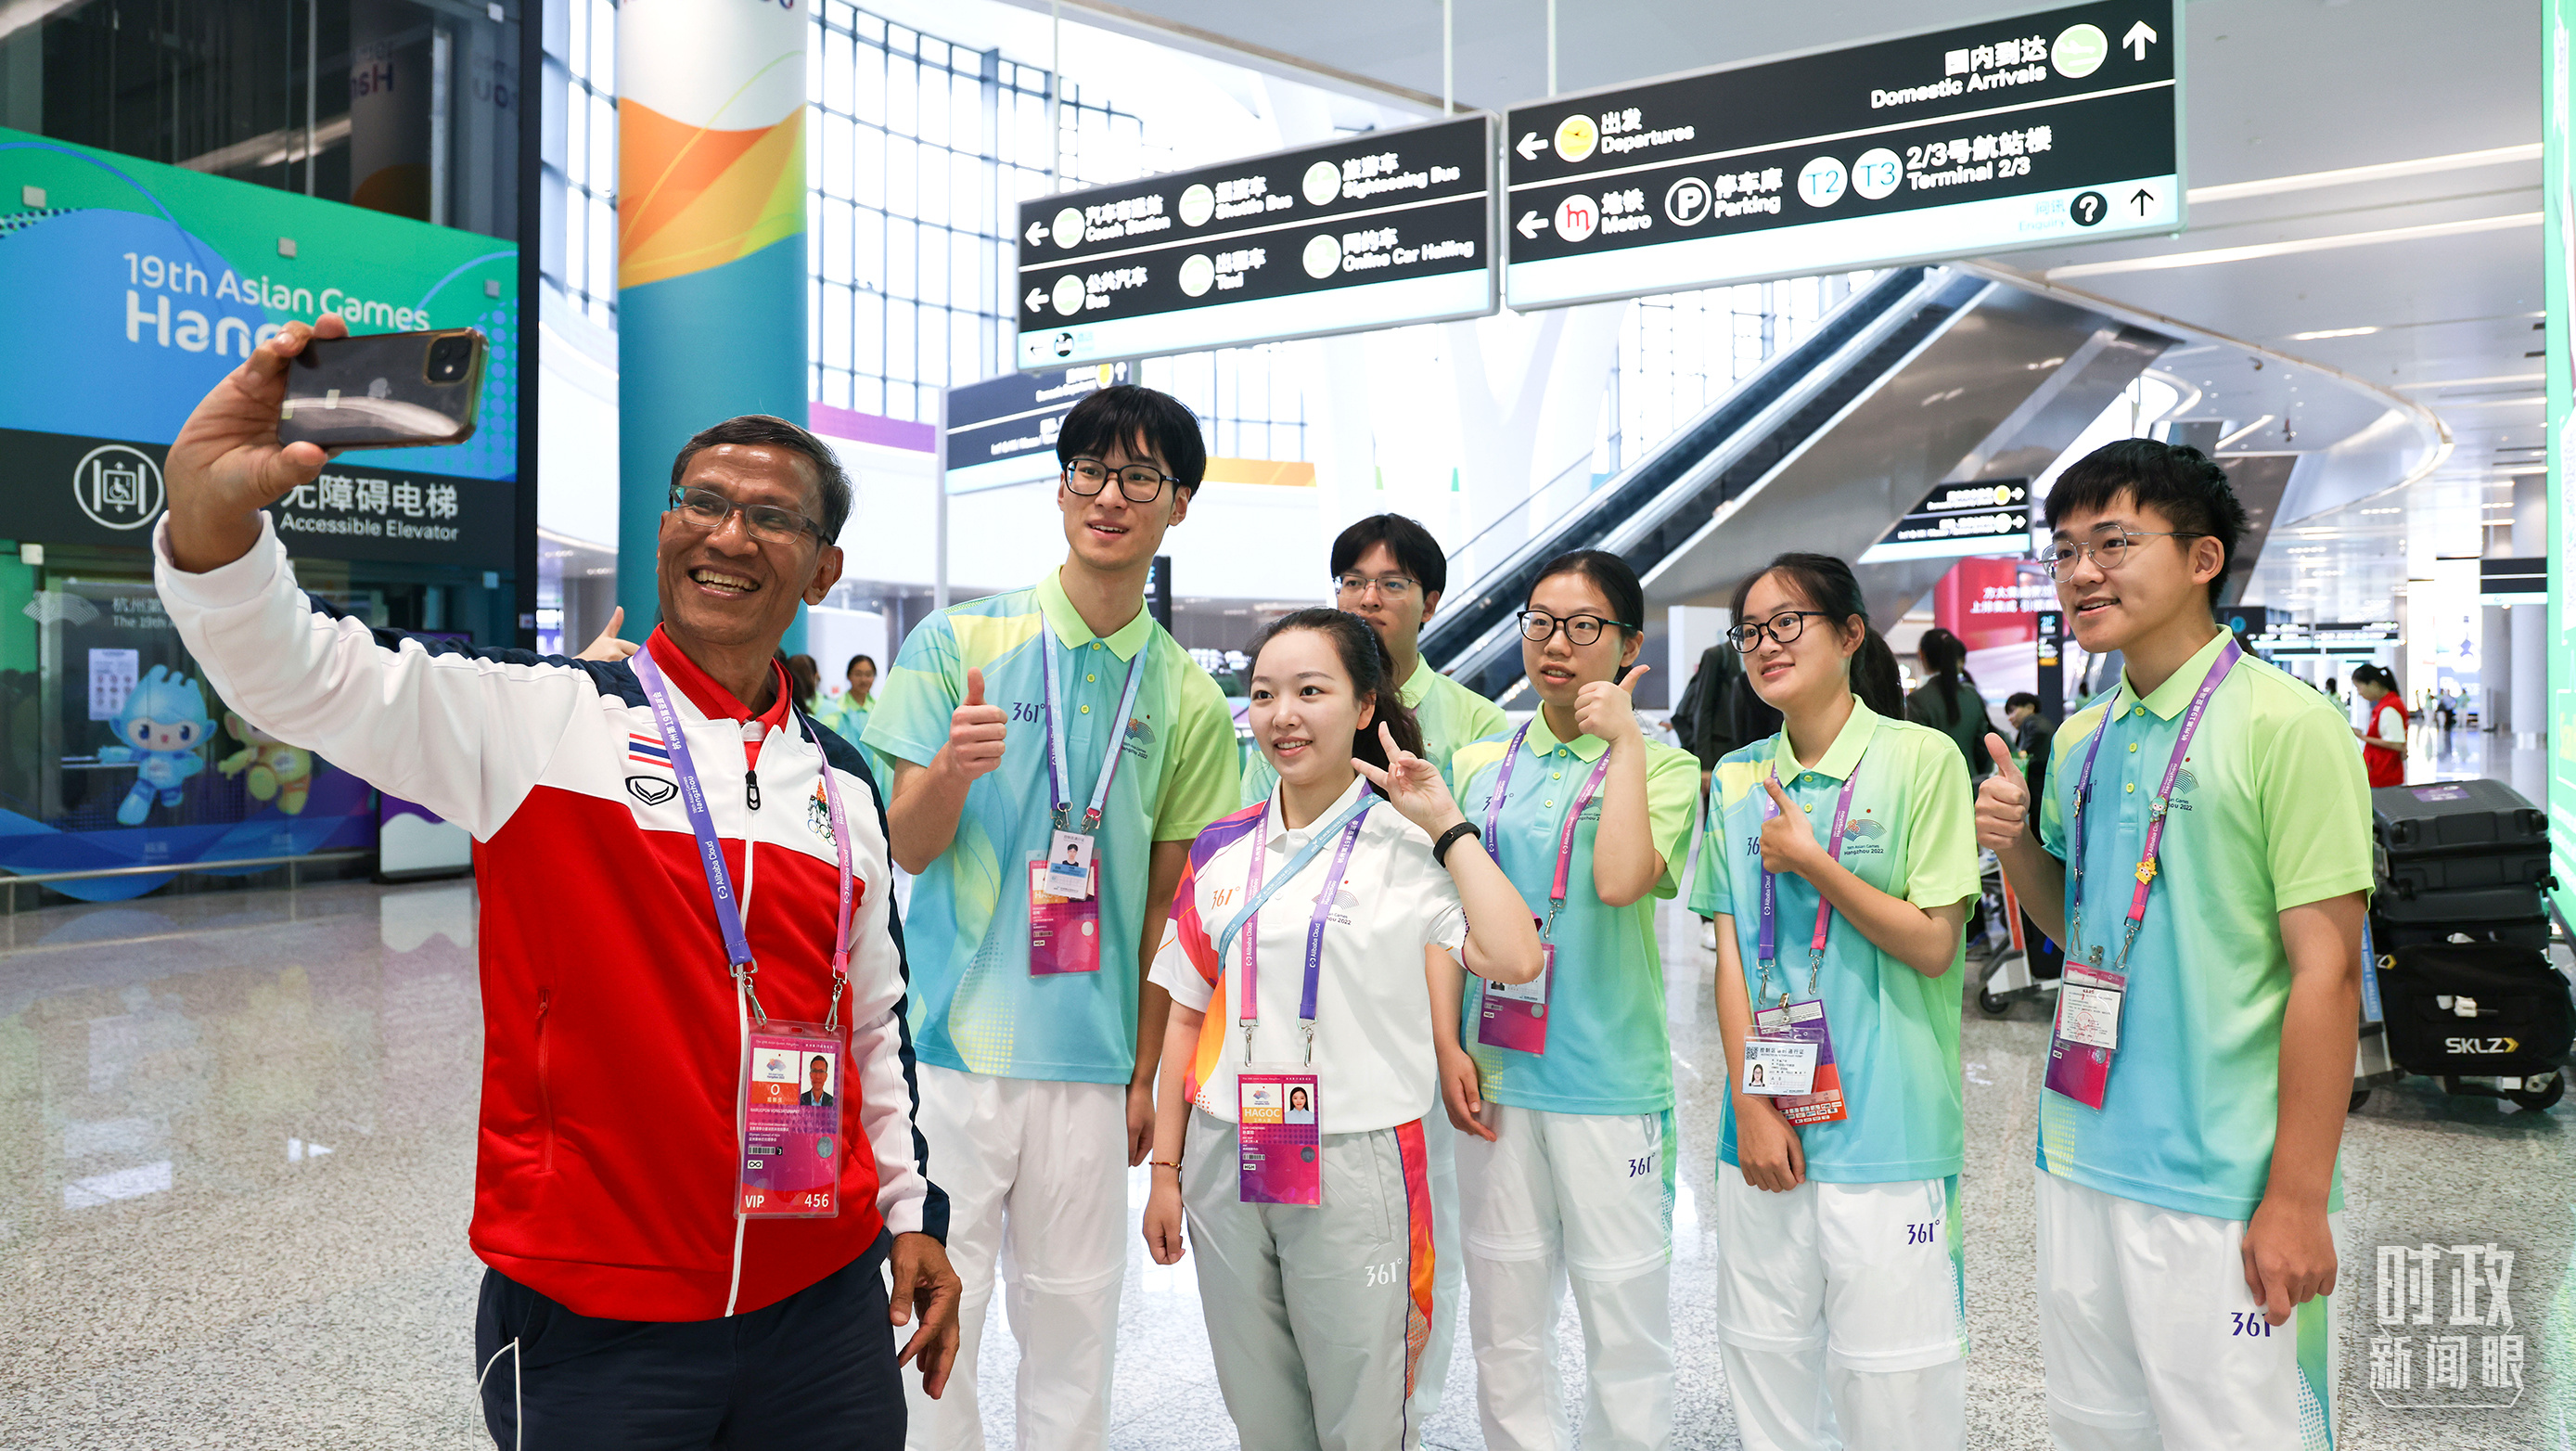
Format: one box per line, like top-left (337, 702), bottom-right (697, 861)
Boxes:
top-left (2065, 640), bottom-right (2239, 972)
top-left (1480, 721), bottom-right (1615, 940)
top-left (633, 648), bottom-right (856, 1028)
top-left (1040, 634), bottom-right (1150, 834)
top-left (1217, 788), bottom-right (1374, 1062)
top-left (1754, 749), bottom-right (1864, 1009)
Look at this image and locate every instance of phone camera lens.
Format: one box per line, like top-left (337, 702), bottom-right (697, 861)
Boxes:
top-left (426, 335), bottom-right (472, 382)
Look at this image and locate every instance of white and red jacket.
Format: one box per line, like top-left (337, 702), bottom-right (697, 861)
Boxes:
top-left (155, 516), bottom-right (945, 1322)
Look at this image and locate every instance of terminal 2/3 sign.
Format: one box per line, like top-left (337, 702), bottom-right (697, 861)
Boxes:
top-left (1501, 0), bottom-right (2180, 308)
top-left (1016, 114), bottom-right (1495, 367)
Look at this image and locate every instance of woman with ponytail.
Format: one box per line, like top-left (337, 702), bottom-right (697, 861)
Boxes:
top-left (1906, 626), bottom-right (2003, 782)
top-left (1141, 608), bottom-right (1542, 1449)
top-left (1689, 554), bottom-right (1980, 1451)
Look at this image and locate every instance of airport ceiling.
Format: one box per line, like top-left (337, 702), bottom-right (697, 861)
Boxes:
top-left (1029, 0), bottom-right (2544, 623)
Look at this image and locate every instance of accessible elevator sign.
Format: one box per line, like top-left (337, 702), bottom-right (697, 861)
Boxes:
top-left (1014, 114), bottom-right (1495, 369)
top-left (1502, 0), bottom-right (2181, 309)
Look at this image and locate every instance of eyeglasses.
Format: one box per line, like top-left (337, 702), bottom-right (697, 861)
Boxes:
top-left (1728, 610), bottom-right (1830, 652)
top-left (2033, 529), bottom-right (2202, 581)
top-left (1335, 574), bottom-right (1417, 599)
top-left (666, 484), bottom-right (825, 546)
top-left (1519, 610), bottom-right (1634, 647)
top-left (1064, 456), bottom-right (1178, 503)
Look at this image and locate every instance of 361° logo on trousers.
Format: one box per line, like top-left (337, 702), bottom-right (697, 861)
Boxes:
top-left (72, 445), bottom-right (165, 531)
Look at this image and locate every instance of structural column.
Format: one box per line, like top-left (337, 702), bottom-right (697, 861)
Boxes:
top-left (617, 0), bottom-right (809, 636)
top-left (2512, 471), bottom-right (2547, 740)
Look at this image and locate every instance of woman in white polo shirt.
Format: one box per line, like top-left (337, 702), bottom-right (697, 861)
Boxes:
top-left (1143, 607), bottom-right (1544, 1451)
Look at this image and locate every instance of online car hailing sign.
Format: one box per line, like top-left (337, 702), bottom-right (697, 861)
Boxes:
top-left (1502, 0), bottom-right (2181, 309)
top-left (1016, 114), bottom-right (1494, 368)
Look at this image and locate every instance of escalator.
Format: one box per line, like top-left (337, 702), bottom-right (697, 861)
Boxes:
top-left (1420, 264), bottom-right (2176, 700)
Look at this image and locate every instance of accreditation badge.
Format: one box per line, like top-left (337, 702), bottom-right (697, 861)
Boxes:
top-left (1044, 828), bottom-right (1096, 899)
top-left (1237, 1071), bottom-right (1322, 1206)
top-left (1749, 997), bottom-right (1846, 1124)
top-left (2044, 962), bottom-right (2125, 1109)
top-left (740, 1021), bottom-right (846, 1217)
top-left (1029, 857), bottom-right (1102, 974)
top-left (1475, 942), bottom-right (1552, 1054)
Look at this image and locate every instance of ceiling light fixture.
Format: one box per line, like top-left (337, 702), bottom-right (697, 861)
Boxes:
top-left (2045, 212), bottom-right (2541, 280)
top-left (2285, 326), bottom-right (2381, 341)
top-left (2214, 415), bottom-right (2278, 450)
top-left (2186, 143), bottom-right (2543, 203)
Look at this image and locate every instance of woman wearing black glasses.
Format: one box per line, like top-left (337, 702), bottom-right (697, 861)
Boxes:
top-left (1688, 553), bottom-right (1981, 1451)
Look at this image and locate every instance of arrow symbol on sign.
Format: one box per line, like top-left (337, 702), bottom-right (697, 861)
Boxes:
top-left (2130, 187), bottom-right (2155, 215)
top-left (1026, 221), bottom-right (1046, 246)
top-left (1516, 132), bottom-right (1544, 161)
top-left (1516, 211), bottom-right (1544, 239)
top-left (2122, 20), bottom-right (2157, 59)
top-left (1026, 288), bottom-right (1046, 312)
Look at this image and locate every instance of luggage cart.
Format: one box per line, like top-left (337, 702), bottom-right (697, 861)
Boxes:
top-left (1975, 861), bottom-right (2057, 1017)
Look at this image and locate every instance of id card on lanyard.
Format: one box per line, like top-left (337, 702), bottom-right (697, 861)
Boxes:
top-left (1475, 723), bottom-right (1613, 1055)
top-left (1215, 790), bottom-right (1373, 1206)
top-left (2044, 642), bottom-right (2240, 1110)
top-left (633, 650), bottom-right (857, 1219)
top-left (1740, 759), bottom-right (1864, 1125)
top-left (1034, 638), bottom-right (1148, 905)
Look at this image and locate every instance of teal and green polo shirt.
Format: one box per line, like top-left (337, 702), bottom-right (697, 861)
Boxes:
top-left (1239, 656), bottom-right (1507, 809)
top-left (2035, 629), bottom-right (2373, 1221)
top-left (1451, 716), bottom-right (1700, 1114)
top-left (865, 570), bottom-right (1239, 1084)
top-left (1690, 698), bottom-right (1980, 1183)
top-left (812, 697), bottom-right (891, 794)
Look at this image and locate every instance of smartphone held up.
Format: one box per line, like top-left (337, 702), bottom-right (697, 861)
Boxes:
top-left (277, 327), bottom-right (487, 450)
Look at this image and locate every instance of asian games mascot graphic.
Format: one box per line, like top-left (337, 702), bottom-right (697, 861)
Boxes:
top-left (218, 710), bottom-right (317, 815)
top-left (96, 665), bottom-right (217, 826)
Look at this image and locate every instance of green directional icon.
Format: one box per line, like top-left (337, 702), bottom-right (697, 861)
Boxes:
top-left (2052, 23), bottom-right (2108, 78)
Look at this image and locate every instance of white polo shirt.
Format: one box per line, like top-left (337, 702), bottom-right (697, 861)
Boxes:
top-left (1153, 775), bottom-right (1468, 1136)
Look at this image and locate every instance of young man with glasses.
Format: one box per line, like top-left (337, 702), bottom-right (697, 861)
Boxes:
top-left (865, 384), bottom-right (1238, 1451)
top-left (1240, 513), bottom-right (1508, 809)
top-left (1975, 440), bottom-right (2369, 1450)
top-left (147, 315), bottom-right (958, 1448)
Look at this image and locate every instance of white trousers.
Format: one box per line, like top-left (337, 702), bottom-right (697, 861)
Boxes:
top-left (1455, 1104), bottom-right (1676, 1451)
top-left (903, 1064), bottom-right (1128, 1451)
top-left (1711, 1171), bottom-right (1967, 1451)
top-left (2034, 1169), bottom-right (2338, 1451)
top-left (1182, 1109), bottom-right (1443, 1451)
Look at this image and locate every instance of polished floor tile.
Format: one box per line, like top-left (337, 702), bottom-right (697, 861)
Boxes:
top-left (4, 763), bottom-right (2572, 1449)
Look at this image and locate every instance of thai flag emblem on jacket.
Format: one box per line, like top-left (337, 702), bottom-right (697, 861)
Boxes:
top-left (627, 732), bottom-right (673, 770)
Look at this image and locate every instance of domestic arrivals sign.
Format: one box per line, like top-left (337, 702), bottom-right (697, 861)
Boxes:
top-left (1015, 114), bottom-right (1495, 368)
top-left (1859, 479), bottom-right (2031, 563)
top-left (1503, 0), bottom-right (2181, 309)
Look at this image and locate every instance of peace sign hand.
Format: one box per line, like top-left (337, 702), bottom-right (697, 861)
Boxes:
top-left (1975, 733), bottom-right (2031, 852)
top-left (1352, 723), bottom-right (1465, 839)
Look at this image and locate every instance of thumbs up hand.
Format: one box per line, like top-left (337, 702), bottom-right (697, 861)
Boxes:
top-left (1975, 733), bottom-right (2031, 852)
top-left (1757, 777), bottom-right (1827, 880)
top-left (942, 666), bottom-right (1008, 784)
top-left (1573, 663), bottom-right (1650, 748)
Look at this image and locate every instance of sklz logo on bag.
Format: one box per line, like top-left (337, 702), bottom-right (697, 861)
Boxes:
top-left (2445, 1035), bottom-right (2522, 1056)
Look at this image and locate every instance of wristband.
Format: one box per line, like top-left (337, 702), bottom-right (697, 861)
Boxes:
top-left (1430, 820), bottom-right (1478, 867)
top-left (1149, 1157), bottom-right (1183, 1172)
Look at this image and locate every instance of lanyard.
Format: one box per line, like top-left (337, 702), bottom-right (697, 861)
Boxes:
top-left (1217, 788), bottom-right (1375, 1063)
top-left (633, 648), bottom-right (856, 1027)
top-left (2065, 639), bottom-right (2239, 972)
top-left (1041, 635), bottom-right (1150, 834)
top-left (1754, 751), bottom-right (1864, 1010)
top-left (1480, 722), bottom-right (1615, 941)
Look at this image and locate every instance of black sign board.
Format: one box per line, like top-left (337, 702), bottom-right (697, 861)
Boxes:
top-left (1503, 0), bottom-right (2181, 309)
top-left (1015, 114), bottom-right (1496, 369)
top-left (6, 426), bottom-right (513, 571)
top-left (2034, 607), bottom-right (2064, 713)
top-left (1860, 479), bottom-right (2031, 563)
top-left (943, 363), bottom-right (1131, 494)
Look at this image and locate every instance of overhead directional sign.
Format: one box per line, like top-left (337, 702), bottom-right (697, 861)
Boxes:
top-left (1016, 114), bottom-right (1495, 369)
top-left (942, 363), bottom-right (1130, 494)
top-left (1859, 479), bottom-right (2032, 563)
top-left (1504, 0), bottom-right (2181, 309)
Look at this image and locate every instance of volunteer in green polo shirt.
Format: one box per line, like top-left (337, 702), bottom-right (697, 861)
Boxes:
top-left (866, 384), bottom-right (1239, 1451)
top-left (1979, 440), bottom-right (2369, 1451)
top-left (1444, 549), bottom-right (1699, 1451)
top-left (1691, 552), bottom-right (1980, 1451)
top-left (1240, 513), bottom-right (1506, 809)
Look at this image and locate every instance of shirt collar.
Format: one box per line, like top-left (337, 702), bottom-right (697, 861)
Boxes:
top-left (1262, 773), bottom-right (1371, 851)
top-left (645, 627), bottom-right (793, 734)
top-left (1036, 568), bottom-right (1154, 661)
top-left (1522, 709), bottom-right (1608, 763)
top-left (1396, 657), bottom-right (1433, 709)
top-left (1767, 694), bottom-right (1880, 782)
top-left (2118, 627), bottom-right (2234, 722)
